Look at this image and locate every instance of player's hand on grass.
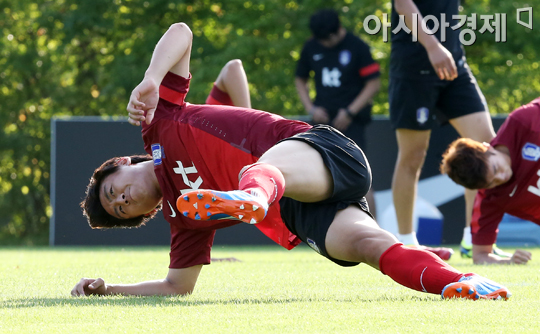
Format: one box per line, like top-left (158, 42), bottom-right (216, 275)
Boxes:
top-left (511, 249), bottom-right (532, 264)
top-left (425, 43), bottom-right (457, 81)
top-left (332, 109), bottom-right (353, 131)
top-left (127, 78), bottom-right (159, 126)
top-left (309, 106), bottom-right (330, 124)
top-left (71, 277), bottom-right (109, 297)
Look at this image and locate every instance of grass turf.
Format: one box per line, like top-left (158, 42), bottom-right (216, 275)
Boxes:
top-left (1, 245), bottom-right (539, 333)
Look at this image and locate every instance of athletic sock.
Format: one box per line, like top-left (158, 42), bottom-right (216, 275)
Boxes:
top-left (461, 227), bottom-right (472, 247)
top-left (397, 232), bottom-right (419, 246)
top-left (238, 163), bottom-right (285, 206)
top-left (379, 243), bottom-right (464, 294)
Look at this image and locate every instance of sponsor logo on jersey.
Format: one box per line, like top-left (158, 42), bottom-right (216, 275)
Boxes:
top-left (307, 238), bottom-right (320, 254)
top-left (313, 54), bottom-right (324, 61)
top-left (527, 169), bottom-right (540, 197)
top-left (416, 107), bottom-right (429, 124)
top-left (322, 67), bottom-right (342, 87)
top-left (339, 50), bottom-right (351, 66)
top-left (522, 143), bottom-right (540, 161)
top-left (151, 143), bottom-right (162, 166)
top-left (167, 200), bottom-right (177, 217)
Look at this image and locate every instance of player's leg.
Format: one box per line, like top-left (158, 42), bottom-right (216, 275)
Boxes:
top-left (211, 59), bottom-right (251, 108)
top-left (325, 205), bottom-right (511, 300)
top-left (392, 130), bottom-right (454, 260)
top-left (177, 130), bottom-right (335, 224)
top-left (392, 128), bottom-right (431, 240)
top-left (389, 77), bottom-right (454, 260)
top-left (449, 112), bottom-right (495, 257)
top-left (440, 66), bottom-right (500, 257)
top-left (257, 139), bottom-right (333, 202)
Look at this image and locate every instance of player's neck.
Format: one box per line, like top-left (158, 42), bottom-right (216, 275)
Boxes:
top-left (140, 160), bottom-right (163, 198)
top-left (494, 145), bottom-right (512, 169)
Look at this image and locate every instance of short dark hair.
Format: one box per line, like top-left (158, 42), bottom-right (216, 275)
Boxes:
top-left (440, 138), bottom-right (492, 189)
top-left (309, 9), bottom-right (341, 40)
top-left (80, 154), bottom-right (161, 229)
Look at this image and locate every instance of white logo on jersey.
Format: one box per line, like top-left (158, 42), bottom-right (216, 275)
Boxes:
top-left (167, 200), bottom-right (177, 217)
top-left (509, 185), bottom-right (518, 197)
top-left (322, 67), bottom-right (341, 87)
top-left (173, 161), bottom-right (203, 194)
top-left (313, 54), bottom-right (324, 61)
top-left (527, 169), bottom-right (540, 197)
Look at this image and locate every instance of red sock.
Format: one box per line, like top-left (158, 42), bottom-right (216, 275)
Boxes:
top-left (238, 163), bottom-right (285, 205)
top-left (379, 244), bottom-right (464, 294)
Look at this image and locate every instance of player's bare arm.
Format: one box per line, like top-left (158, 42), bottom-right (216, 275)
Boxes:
top-left (472, 244), bottom-right (532, 265)
top-left (127, 22), bottom-right (193, 126)
top-left (332, 77), bottom-right (381, 131)
top-left (294, 77), bottom-right (330, 124)
top-left (394, 0), bottom-right (457, 81)
top-left (71, 265), bottom-right (203, 297)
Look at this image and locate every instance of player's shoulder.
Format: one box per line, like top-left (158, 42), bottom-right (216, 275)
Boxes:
top-left (508, 98), bottom-right (540, 125)
top-left (345, 31), bottom-right (368, 44)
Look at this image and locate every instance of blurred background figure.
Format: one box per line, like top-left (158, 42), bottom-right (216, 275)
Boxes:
top-left (388, 0), bottom-right (497, 260)
top-left (295, 8), bottom-right (381, 217)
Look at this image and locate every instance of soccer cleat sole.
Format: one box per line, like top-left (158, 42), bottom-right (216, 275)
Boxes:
top-left (176, 190), bottom-right (266, 225)
top-left (442, 282), bottom-right (510, 301)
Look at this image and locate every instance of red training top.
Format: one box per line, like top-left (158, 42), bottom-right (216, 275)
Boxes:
top-left (471, 97), bottom-right (540, 245)
top-left (142, 72), bottom-right (311, 268)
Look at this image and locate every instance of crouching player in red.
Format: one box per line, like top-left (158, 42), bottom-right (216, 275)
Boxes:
top-left (71, 22), bottom-right (510, 300)
top-left (441, 98), bottom-right (539, 264)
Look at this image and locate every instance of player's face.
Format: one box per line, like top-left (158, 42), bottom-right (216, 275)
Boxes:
top-left (99, 164), bottom-right (161, 219)
top-left (483, 148), bottom-right (512, 189)
top-left (318, 35), bottom-right (341, 48)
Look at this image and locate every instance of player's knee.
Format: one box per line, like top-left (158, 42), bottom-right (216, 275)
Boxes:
top-left (225, 59), bottom-right (243, 72)
top-left (398, 149), bottom-right (427, 171)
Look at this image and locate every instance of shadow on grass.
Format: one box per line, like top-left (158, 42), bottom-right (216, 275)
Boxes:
top-left (1, 295), bottom-right (439, 308)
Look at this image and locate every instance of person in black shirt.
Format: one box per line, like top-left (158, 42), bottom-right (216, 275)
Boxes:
top-left (389, 0), bottom-right (501, 260)
top-left (295, 9), bottom-right (381, 216)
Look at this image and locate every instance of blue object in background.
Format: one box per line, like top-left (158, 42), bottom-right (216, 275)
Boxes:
top-left (497, 214), bottom-right (540, 246)
top-left (417, 217), bottom-right (443, 246)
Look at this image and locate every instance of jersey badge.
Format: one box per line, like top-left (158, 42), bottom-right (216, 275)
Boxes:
top-left (313, 54), bottom-right (324, 61)
top-left (339, 50), bottom-right (351, 66)
top-left (416, 107), bottom-right (429, 124)
top-left (307, 238), bottom-right (320, 254)
top-left (151, 143), bottom-right (163, 166)
top-left (522, 143), bottom-right (540, 161)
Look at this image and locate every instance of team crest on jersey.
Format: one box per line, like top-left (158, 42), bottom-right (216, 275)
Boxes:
top-left (522, 143), bottom-right (540, 161)
top-left (339, 50), bottom-right (351, 66)
top-left (307, 238), bottom-right (320, 254)
top-left (151, 143), bottom-right (163, 166)
top-left (416, 107), bottom-right (429, 124)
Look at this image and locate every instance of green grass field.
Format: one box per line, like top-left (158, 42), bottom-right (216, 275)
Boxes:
top-left (1, 245), bottom-right (539, 333)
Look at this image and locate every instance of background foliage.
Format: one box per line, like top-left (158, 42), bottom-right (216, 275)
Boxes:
top-left (1, 0), bottom-right (539, 244)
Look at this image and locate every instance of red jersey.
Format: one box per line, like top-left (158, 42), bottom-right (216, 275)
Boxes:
top-left (142, 72), bottom-right (311, 268)
top-left (471, 98), bottom-right (540, 245)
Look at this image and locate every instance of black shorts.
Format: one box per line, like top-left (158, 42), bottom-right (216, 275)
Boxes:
top-left (278, 125), bottom-right (372, 267)
top-left (389, 63), bottom-right (487, 130)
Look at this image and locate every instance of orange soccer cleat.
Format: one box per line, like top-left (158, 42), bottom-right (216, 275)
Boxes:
top-left (177, 189), bottom-right (268, 224)
top-left (442, 273), bottom-right (511, 300)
